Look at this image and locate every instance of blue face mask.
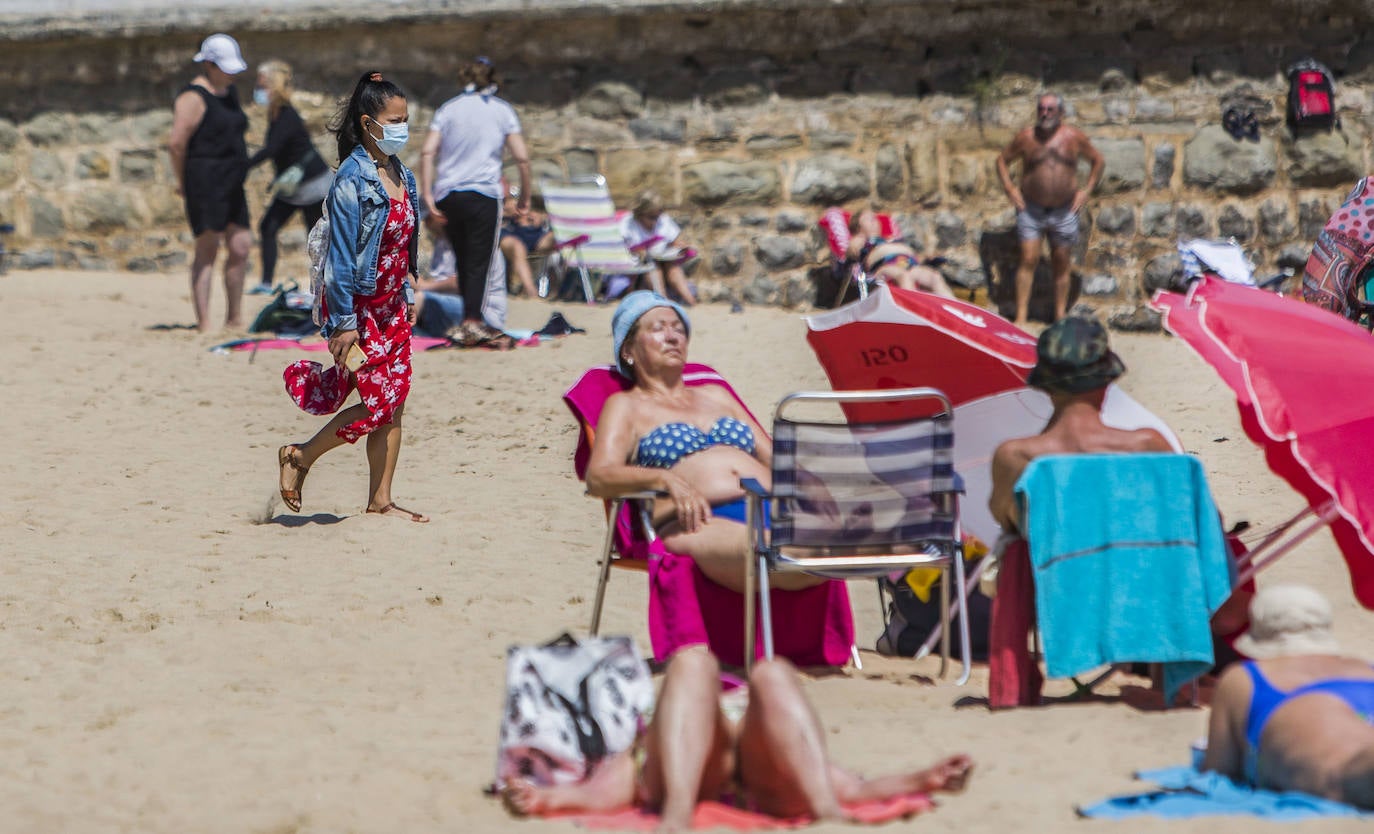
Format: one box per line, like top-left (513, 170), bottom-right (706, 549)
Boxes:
top-left (252, 88), bottom-right (269, 107)
top-left (366, 119), bottom-right (408, 156)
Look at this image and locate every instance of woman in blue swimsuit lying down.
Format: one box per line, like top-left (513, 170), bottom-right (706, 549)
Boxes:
top-left (1203, 585), bottom-right (1374, 808)
top-left (586, 290), bottom-right (825, 594)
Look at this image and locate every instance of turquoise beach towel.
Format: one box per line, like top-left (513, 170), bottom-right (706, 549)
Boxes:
top-left (1015, 453), bottom-right (1233, 700)
top-left (1078, 766), bottom-right (1373, 820)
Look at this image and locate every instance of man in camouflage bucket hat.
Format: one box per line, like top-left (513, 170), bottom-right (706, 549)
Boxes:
top-left (988, 314), bottom-right (1171, 535)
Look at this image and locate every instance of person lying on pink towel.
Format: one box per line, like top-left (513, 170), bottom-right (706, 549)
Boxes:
top-left (502, 646), bottom-right (973, 831)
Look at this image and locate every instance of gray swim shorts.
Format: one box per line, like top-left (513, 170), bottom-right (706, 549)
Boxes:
top-left (1016, 200), bottom-right (1079, 246)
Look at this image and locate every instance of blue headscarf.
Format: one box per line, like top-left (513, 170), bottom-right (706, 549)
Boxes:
top-left (611, 290), bottom-right (691, 377)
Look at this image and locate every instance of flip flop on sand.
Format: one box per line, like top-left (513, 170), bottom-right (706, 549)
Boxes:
top-left (278, 444), bottom-right (309, 513)
top-left (366, 502), bottom-right (430, 523)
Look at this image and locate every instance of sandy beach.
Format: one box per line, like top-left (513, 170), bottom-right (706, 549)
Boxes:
top-left (1, 269), bottom-right (1368, 834)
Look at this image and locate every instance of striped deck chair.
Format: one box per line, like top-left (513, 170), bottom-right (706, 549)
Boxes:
top-left (540, 174), bottom-right (652, 302)
top-left (741, 387), bottom-right (972, 682)
top-left (564, 363), bottom-right (857, 669)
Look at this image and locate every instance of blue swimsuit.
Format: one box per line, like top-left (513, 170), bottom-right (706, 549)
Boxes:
top-left (634, 417), bottom-right (756, 469)
top-left (1243, 661), bottom-right (1374, 750)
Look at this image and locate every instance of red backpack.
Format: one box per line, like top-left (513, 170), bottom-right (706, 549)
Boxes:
top-left (1287, 59), bottom-right (1336, 130)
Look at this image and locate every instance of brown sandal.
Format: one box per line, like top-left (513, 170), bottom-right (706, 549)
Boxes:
top-left (277, 445), bottom-right (310, 512)
top-left (366, 502), bottom-right (430, 523)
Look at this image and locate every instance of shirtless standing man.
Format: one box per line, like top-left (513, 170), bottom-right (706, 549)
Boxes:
top-left (987, 314), bottom-right (1171, 536)
top-left (996, 93), bottom-right (1105, 326)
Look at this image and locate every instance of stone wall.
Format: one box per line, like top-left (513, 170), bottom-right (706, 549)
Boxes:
top-left (3, 0), bottom-right (1374, 316)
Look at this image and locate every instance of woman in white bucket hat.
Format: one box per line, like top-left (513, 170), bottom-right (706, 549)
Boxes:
top-left (1202, 585), bottom-right (1374, 807)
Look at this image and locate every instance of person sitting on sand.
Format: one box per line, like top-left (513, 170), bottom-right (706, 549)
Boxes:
top-left (845, 207), bottom-right (955, 298)
top-left (585, 290), bottom-right (821, 594)
top-left (987, 314), bottom-right (1172, 535)
top-left (1203, 585), bottom-right (1374, 808)
top-left (503, 645), bottom-right (973, 829)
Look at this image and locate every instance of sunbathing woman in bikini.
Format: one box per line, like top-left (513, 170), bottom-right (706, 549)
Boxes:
top-left (845, 207), bottom-right (956, 297)
top-left (1203, 585), bottom-right (1374, 808)
top-left (585, 290), bottom-right (822, 593)
top-left (504, 646), bottom-right (974, 831)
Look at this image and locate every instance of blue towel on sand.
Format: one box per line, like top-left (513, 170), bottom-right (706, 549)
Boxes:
top-left (1015, 453), bottom-right (1233, 700)
top-left (1078, 766), bottom-right (1373, 820)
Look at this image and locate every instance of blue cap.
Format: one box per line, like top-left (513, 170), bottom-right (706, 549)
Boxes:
top-left (611, 290), bottom-right (690, 377)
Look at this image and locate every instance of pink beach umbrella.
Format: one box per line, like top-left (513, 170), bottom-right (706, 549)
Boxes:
top-left (1153, 276), bottom-right (1374, 608)
top-left (805, 284), bottom-right (1179, 546)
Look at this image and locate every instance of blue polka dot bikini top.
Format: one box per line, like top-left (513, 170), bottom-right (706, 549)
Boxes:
top-left (634, 416), bottom-right (756, 469)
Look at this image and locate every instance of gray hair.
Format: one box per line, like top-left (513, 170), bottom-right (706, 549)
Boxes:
top-left (1038, 92), bottom-right (1065, 111)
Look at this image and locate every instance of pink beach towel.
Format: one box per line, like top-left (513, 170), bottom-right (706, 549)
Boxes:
top-left (549, 793), bottom-right (935, 830)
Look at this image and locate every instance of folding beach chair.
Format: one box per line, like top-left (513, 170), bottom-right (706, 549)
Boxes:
top-left (740, 387), bottom-right (972, 683)
top-left (564, 364), bottom-right (857, 669)
top-left (817, 207), bottom-right (901, 306)
top-left (540, 174), bottom-right (653, 303)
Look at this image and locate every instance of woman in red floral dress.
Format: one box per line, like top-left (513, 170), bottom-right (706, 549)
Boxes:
top-left (276, 72), bottom-right (428, 523)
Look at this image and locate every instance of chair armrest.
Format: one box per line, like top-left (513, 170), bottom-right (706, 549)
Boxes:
top-left (739, 478), bottom-right (770, 498)
top-left (586, 489), bottom-right (665, 501)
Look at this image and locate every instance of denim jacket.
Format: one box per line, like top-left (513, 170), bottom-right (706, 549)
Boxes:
top-left (322, 144), bottom-right (419, 336)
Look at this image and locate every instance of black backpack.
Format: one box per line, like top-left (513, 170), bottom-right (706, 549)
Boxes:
top-left (1286, 58), bottom-right (1337, 130)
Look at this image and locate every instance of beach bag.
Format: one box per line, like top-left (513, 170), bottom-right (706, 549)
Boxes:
top-left (248, 283), bottom-right (316, 336)
top-left (307, 206), bottom-right (329, 326)
top-left (493, 633), bottom-right (654, 791)
top-left (1286, 59), bottom-right (1336, 131)
top-left (1301, 176), bottom-right (1374, 320)
top-left (877, 572), bottom-right (992, 661)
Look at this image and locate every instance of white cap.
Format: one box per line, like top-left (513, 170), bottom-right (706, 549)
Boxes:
top-left (1234, 584), bottom-right (1342, 659)
top-left (193, 33), bottom-right (247, 75)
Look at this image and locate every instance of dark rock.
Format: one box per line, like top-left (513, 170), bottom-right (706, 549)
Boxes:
top-left (1136, 97), bottom-right (1175, 122)
top-left (1108, 305), bottom-right (1164, 332)
top-left (1259, 199), bottom-right (1296, 243)
top-left (628, 117), bottom-right (686, 144)
top-left (741, 273), bottom-right (780, 305)
top-left (74, 113), bottom-right (117, 145)
top-left (1176, 205), bottom-right (1211, 239)
top-left (683, 161), bottom-right (781, 207)
top-left (790, 155), bottom-right (870, 204)
top-left (23, 113), bottom-right (70, 146)
top-left (1182, 125), bottom-right (1277, 195)
top-left (1095, 205), bottom-right (1136, 236)
top-left (76, 150), bottom-right (110, 180)
top-left (1217, 204), bottom-right (1255, 242)
top-left (1287, 129), bottom-right (1364, 188)
top-left (693, 118), bottom-right (738, 149)
top-left (126, 256), bottom-right (158, 272)
top-left (875, 144), bottom-right (904, 201)
top-left (1276, 243), bottom-right (1310, 271)
top-left (745, 134), bottom-right (803, 153)
top-left (577, 82), bottom-right (642, 119)
top-left (710, 240), bottom-right (745, 276)
top-left (779, 271), bottom-right (814, 308)
top-left (753, 235), bottom-right (807, 270)
top-left (1151, 143), bottom-right (1175, 190)
top-left (934, 212), bottom-right (966, 249)
top-left (775, 210), bottom-right (809, 233)
top-left (1143, 252), bottom-right (1185, 294)
top-left (0, 118), bottom-right (18, 147)
top-left (1103, 97), bottom-right (1132, 123)
top-left (940, 259), bottom-right (987, 291)
top-left (119, 148), bottom-right (158, 183)
top-left (563, 147), bottom-right (599, 179)
top-left (155, 251), bottom-right (188, 270)
top-left (29, 150), bottom-right (65, 183)
top-left (1141, 202), bottom-right (1175, 238)
top-left (18, 249), bottom-right (56, 269)
top-left (1299, 198), bottom-right (1332, 241)
top-left (710, 215), bottom-right (733, 229)
top-left (810, 130), bottom-right (856, 149)
top-left (1096, 139), bottom-right (1146, 195)
top-left (1099, 68), bottom-right (1131, 92)
top-left (76, 255), bottom-right (112, 270)
top-left (948, 156), bottom-right (981, 196)
top-left (569, 118), bottom-right (633, 146)
top-left (740, 213), bottom-right (769, 227)
top-left (29, 196), bottom-right (63, 238)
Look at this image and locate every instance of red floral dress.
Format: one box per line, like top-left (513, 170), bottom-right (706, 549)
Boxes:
top-left (284, 195), bottom-right (415, 443)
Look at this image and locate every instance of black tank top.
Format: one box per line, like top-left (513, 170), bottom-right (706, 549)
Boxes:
top-left (181, 83), bottom-right (248, 185)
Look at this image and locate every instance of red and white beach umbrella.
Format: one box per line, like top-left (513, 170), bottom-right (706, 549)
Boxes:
top-left (1153, 276), bottom-right (1374, 608)
top-left (805, 284), bottom-right (1178, 546)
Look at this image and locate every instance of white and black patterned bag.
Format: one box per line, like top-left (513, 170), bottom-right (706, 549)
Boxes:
top-left (494, 633), bottom-right (654, 790)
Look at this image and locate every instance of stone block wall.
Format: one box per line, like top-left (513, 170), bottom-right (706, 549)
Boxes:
top-left (3, 0), bottom-right (1374, 315)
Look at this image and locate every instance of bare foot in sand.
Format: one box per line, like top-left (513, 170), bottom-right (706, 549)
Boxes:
top-left (916, 754), bottom-right (974, 793)
top-left (834, 754), bottom-right (974, 811)
top-left (366, 502), bottom-right (429, 523)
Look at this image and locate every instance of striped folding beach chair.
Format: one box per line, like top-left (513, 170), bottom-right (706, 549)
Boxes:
top-left (740, 387), bottom-right (972, 682)
top-left (539, 174), bottom-right (652, 302)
